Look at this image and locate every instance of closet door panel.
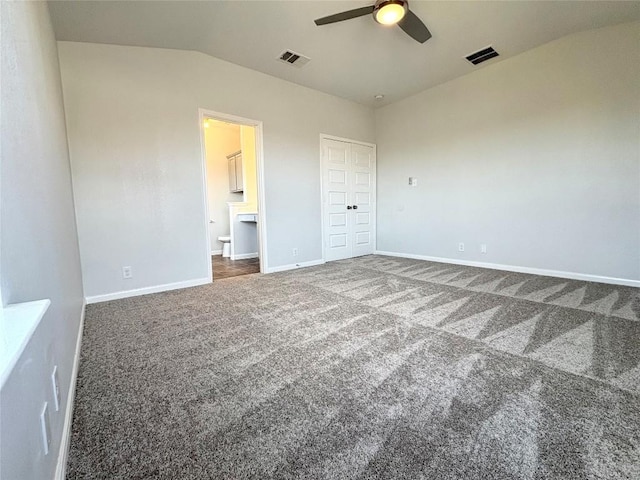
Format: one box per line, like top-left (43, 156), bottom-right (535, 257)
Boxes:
top-left (323, 139), bottom-right (351, 261)
top-left (350, 144), bottom-right (375, 257)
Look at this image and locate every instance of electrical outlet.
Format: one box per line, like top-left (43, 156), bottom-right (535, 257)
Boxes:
top-left (458, 242), bottom-right (465, 252)
top-left (40, 403), bottom-right (51, 455)
top-left (122, 266), bottom-right (132, 279)
top-left (51, 366), bottom-right (60, 412)
top-left (481, 244), bottom-right (487, 254)
top-left (292, 248), bottom-right (298, 257)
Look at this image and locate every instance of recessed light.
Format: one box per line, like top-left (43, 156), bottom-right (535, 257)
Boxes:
top-left (375, 95), bottom-right (385, 100)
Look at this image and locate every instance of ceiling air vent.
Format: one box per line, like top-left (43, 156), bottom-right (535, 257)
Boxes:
top-left (465, 46), bottom-right (499, 66)
top-left (277, 50), bottom-right (311, 68)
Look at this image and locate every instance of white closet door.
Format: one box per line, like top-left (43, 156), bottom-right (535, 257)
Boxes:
top-left (322, 137), bottom-right (376, 262)
top-left (350, 144), bottom-right (375, 257)
top-left (323, 139), bottom-right (351, 262)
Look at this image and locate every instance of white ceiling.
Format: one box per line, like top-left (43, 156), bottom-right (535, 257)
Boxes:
top-left (48, 0), bottom-right (640, 107)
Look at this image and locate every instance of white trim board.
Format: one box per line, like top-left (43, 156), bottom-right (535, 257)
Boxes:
top-left (85, 278), bottom-right (211, 304)
top-left (265, 259), bottom-right (325, 274)
top-left (233, 252), bottom-right (259, 260)
top-left (211, 249), bottom-right (222, 255)
top-left (319, 134), bottom-right (376, 148)
top-left (55, 300), bottom-right (86, 480)
top-left (0, 299), bottom-right (51, 388)
top-left (375, 250), bottom-right (640, 288)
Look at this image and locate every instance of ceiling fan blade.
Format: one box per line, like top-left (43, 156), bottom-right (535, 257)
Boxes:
top-left (314, 5), bottom-right (375, 26)
top-left (397, 9), bottom-right (432, 43)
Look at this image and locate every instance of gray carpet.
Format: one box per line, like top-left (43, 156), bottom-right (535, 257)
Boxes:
top-left (67, 255), bottom-right (640, 479)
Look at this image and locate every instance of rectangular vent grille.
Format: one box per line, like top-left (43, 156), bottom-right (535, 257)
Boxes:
top-left (465, 46), bottom-right (499, 66)
top-left (278, 50), bottom-right (310, 68)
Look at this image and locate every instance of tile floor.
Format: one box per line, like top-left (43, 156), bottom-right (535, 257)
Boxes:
top-left (212, 255), bottom-right (260, 280)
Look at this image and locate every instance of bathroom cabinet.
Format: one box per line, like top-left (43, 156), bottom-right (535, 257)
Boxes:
top-left (227, 151), bottom-right (243, 193)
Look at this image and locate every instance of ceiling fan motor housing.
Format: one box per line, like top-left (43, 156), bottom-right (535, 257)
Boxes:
top-left (373, 0), bottom-right (409, 25)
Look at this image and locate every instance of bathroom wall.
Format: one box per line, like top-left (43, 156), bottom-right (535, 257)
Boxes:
top-left (231, 124), bottom-right (259, 259)
top-left (240, 125), bottom-right (258, 208)
top-left (204, 121), bottom-right (242, 253)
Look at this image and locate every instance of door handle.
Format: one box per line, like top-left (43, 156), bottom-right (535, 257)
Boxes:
top-left (353, 205), bottom-right (358, 210)
top-left (347, 205), bottom-right (353, 210)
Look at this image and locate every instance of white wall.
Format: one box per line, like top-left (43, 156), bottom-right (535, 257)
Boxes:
top-left (0, 2), bottom-right (84, 478)
top-left (204, 122), bottom-right (242, 252)
top-left (375, 21), bottom-right (640, 282)
top-left (58, 42), bottom-right (374, 298)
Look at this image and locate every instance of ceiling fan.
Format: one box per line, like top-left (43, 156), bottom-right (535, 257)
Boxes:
top-left (314, 0), bottom-right (432, 44)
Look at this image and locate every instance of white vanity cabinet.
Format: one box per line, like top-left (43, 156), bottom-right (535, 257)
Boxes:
top-left (227, 151), bottom-right (243, 193)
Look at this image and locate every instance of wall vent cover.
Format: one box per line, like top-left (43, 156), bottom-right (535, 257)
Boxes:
top-left (277, 50), bottom-right (311, 68)
top-left (465, 46), bottom-right (499, 66)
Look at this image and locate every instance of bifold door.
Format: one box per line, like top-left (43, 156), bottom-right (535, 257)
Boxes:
top-left (322, 137), bottom-right (376, 262)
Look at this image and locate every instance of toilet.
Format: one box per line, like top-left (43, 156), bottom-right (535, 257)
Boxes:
top-left (218, 235), bottom-right (231, 258)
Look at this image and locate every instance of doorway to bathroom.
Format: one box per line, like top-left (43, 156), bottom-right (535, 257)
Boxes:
top-left (199, 109), bottom-right (266, 281)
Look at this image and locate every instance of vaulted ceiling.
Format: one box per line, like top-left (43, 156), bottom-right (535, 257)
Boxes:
top-left (49, 1), bottom-right (640, 106)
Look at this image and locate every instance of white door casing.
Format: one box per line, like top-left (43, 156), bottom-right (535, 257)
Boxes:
top-left (321, 136), bottom-right (376, 262)
top-left (199, 109), bottom-right (267, 278)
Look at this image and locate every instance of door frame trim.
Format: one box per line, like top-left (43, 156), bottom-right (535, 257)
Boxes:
top-left (319, 134), bottom-right (377, 263)
top-left (199, 109), bottom-right (268, 279)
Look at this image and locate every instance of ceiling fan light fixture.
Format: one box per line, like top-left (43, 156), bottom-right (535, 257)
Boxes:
top-left (373, 1), bottom-right (408, 25)
top-left (313, 0), bottom-right (430, 44)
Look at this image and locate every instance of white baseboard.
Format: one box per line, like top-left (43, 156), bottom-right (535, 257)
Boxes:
top-left (211, 249), bottom-right (222, 255)
top-left (85, 278), bottom-right (211, 304)
top-left (54, 299), bottom-right (86, 480)
top-left (232, 252), bottom-right (259, 260)
top-left (374, 250), bottom-right (640, 288)
top-left (265, 259), bottom-right (325, 274)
